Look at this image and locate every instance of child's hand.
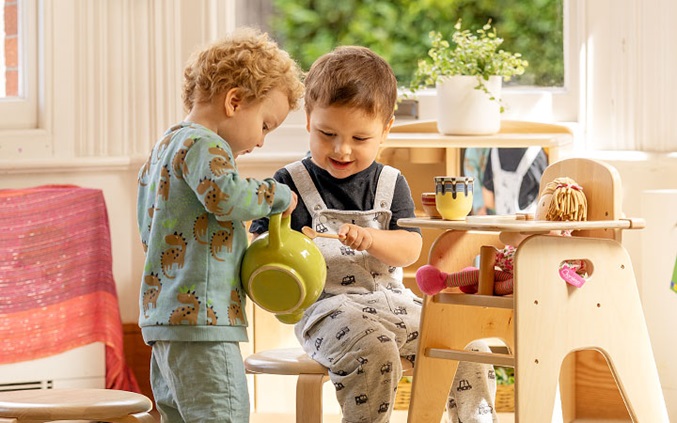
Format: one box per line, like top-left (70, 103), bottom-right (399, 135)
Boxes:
top-left (338, 224), bottom-right (373, 251)
top-left (282, 192), bottom-right (297, 217)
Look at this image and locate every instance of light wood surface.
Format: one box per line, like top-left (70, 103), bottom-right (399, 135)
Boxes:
top-left (513, 235), bottom-right (667, 422)
top-left (407, 230), bottom-right (515, 422)
top-left (478, 245), bottom-right (499, 295)
top-left (383, 119), bottom-right (572, 177)
top-left (404, 158), bottom-right (668, 423)
top-left (245, 348), bottom-right (331, 375)
top-left (398, 216), bottom-right (645, 233)
top-left (0, 388), bottom-right (155, 422)
top-left (388, 120), bottom-right (572, 148)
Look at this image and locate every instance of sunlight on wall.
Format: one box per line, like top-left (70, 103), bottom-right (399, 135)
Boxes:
top-left (1, 3), bottom-right (6, 97)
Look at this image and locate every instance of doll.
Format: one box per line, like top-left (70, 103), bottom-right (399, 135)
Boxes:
top-left (416, 177), bottom-right (588, 296)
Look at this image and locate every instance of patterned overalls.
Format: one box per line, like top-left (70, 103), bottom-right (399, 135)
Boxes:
top-left (287, 161), bottom-right (421, 422)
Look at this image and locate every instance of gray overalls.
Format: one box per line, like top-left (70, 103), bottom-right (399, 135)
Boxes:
top-left (287, 161), bottom-right (498, 423)
top-left (287, 161), bottom-right (421, 422)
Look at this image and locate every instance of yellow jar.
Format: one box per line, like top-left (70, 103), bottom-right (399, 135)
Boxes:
top-left (434, 176), bottom-right (474, 220)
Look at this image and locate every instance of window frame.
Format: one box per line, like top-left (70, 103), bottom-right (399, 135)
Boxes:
top-left (406, 0), bottom-right (582, 125)
top-left (0, 0), bottom-right (38, 130)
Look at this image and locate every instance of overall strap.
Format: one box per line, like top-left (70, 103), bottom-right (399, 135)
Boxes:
top-left (491, 147), bottom-right (541, 178)
top-left (373, 165), bottom-right (399, 211)
top-left (491, 148), bottom-right (503, 176)
top-left (514, 146), bottom-right (541, 176)
top-left (285, 161), bottom-right (327, 214)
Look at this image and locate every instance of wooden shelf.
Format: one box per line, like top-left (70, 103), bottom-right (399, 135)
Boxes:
top-left (386, 119), bottom-right (573, 149)
top-left (398, 216), bottom-right (645, 233)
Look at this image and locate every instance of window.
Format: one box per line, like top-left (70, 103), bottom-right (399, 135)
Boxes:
top-left (1, 0), bottom-right (673, 164)
top-left (0, 0), bottom-right (37, 130)
top-left (270, 0), bottom-right (564, 89)
top-left (1, 2), bottom-right (6, 97)
top-left (239, 0), bottom-right (577, 123)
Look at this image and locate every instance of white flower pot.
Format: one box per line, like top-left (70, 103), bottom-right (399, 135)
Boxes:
top-left (436, 75), bottom-right (502, 135)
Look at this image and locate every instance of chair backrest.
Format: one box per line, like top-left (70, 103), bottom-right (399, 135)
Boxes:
top-left (539, 158), bottom-right (623, 240)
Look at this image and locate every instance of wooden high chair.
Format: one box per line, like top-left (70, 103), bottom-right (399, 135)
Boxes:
top-left (404, 158), bottom-right (669, 422)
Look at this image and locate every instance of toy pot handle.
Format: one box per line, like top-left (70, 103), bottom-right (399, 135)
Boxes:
top-left (268, 213), bottom-right (290, 251)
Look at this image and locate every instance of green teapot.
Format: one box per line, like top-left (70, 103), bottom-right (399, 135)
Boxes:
top-left (241, 213), bottom-right (326, 324)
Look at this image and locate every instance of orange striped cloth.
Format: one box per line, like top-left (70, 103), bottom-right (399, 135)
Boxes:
top-left (0, 185), bottom-right (140, 393)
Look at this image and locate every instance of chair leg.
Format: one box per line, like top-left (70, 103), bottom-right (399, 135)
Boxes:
top-left (515, 235), bottom-right (670, 422)
top-left (407, 356), bottom-right (458, 423)
top-left (296, 373), bottom-right (327, 423)
top-left (602, 339), bottom-right (669, 421)
top-left (558, 354), bottom-right (577, 423)
top-left (112, 412), bottom-right (158, 423)
top-left (514, 352), bottom-right (562, 422)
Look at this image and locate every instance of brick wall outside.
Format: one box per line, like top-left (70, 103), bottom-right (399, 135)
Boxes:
top-left (4, 0), bottom-right (18, 96)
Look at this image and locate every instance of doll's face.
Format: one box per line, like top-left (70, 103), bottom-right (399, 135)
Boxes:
top-left (536, 193), bottom-right (552, 220)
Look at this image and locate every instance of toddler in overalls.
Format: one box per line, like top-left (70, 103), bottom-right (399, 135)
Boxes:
top-left (251, 46), bottom-right (498, 423)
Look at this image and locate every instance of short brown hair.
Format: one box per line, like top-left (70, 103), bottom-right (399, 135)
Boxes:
top-left (304, 46), bottom-right (397, 125)
top-left (182, 27), bottom-right (304, 113)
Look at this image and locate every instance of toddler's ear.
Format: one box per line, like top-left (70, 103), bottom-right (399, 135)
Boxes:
top-left (224, 88), bottom-right (243, 117)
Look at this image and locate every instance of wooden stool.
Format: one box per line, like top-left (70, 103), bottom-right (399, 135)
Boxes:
top-left (0, 388), bottom-right (155, 422)
top-left (245, 347), bottom-right (413, 423)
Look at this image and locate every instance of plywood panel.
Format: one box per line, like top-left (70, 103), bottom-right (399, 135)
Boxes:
top-left (574, 350), bottom-right (629, 419)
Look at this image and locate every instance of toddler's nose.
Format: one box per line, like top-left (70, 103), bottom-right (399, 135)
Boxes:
top-left (334, 139), bottom-right (350, 155)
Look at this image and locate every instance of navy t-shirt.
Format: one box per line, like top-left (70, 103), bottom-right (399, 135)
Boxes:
top-left (249, 158), bottom-right (421, 236)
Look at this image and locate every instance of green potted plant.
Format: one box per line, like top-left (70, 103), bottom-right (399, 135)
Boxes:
top-left (409, 20), bottom-right (528, 135)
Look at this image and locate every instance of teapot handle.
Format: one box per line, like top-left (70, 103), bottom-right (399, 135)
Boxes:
top-left (268, 213), bottom-right (291, 250)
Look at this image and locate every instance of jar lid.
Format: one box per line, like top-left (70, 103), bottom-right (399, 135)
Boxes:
top-left (434, 176), bottom-right (474, 183)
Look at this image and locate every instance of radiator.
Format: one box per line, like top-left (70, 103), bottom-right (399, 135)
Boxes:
top-left (0, 342), bottom-right (105, 391)
top-left (641, 189), bottom-right (677, 421)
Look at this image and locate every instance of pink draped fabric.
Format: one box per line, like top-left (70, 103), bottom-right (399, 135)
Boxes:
top-left (0, 185), bottom-right (140, 393)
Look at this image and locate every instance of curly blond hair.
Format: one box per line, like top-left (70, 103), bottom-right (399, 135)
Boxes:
top-left (304, 46), bottom-right (397, 126)
top-left (182, 27), bottom-right (304, 113)
top-left (541, 177), bottom-right (588, 222)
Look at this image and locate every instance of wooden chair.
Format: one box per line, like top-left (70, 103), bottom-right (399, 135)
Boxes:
top-left (0, 388), bottom-right (155, 422)
top-left (407, 158), bottom-right (669, 422)
top-left (245, 347), bottom-right (413, 423)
